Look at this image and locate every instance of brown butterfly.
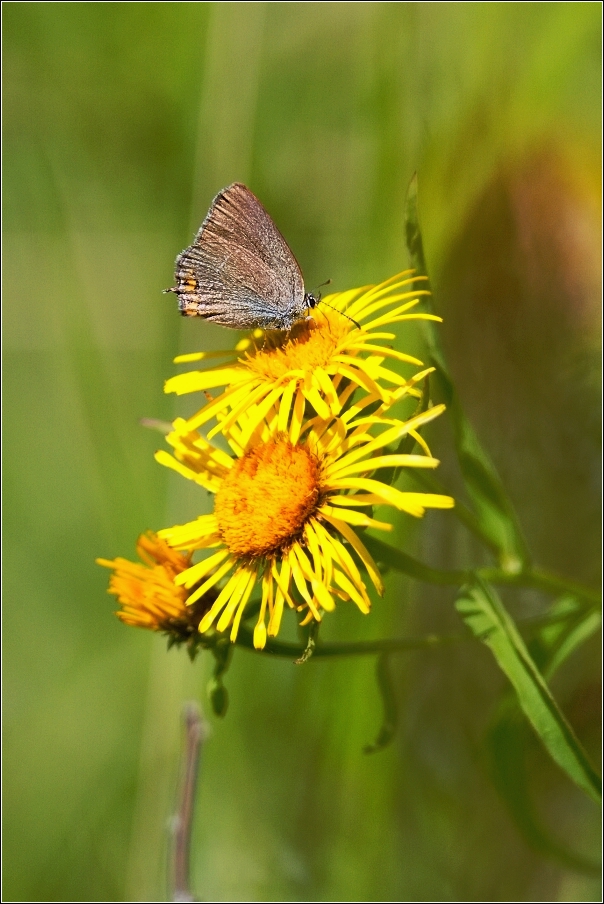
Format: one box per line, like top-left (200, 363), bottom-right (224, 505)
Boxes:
top-left (166, 183), bottom-right (318, 330)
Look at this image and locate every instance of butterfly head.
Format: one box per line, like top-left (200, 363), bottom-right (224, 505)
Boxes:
top-left (304, 290), bottom-right (360, 330)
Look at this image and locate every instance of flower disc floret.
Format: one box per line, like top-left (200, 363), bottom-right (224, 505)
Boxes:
top-left (245, 315), bottom-right (348, 381)
top-left (215, 437), bottom-right (320, 558)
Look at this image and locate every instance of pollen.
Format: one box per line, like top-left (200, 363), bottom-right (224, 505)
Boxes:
top-left (214, 436), bottom-right (321, 558)
top-left (246, 310), bottom-right (349, 381)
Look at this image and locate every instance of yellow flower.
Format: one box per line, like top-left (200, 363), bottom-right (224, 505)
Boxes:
top-left (96, 532), bottom-right (217, 645)
top-left (155, 397), bottom-right (453, 650)
top-left (164, 271), bottom-right (439, 445)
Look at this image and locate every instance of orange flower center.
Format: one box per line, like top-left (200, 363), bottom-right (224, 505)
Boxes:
top-left (245, 309), bottom-right (350, 380)
top-left (214, 437), bottom-right (321, 558)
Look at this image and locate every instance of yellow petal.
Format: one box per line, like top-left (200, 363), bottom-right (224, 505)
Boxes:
top-left (313, 367), bottom-right (341, 414)
top-left (289, 549), bottom-right (321, 620)
top-left (154, 450), bottom-right (221, 492)
top-left (311, 579), bottom-right (336, 612)
top-left (333, 568), bottom-right (371, 614)
top-left (216, 568), bottom-right (254, 633)
top-left (174, 548), bottom-right (231, 588)
top-left (349, 343), bottom-right (424, 366)
top-left (198, 570), bottom-right (241, 632)
top-left (187, 556), bottom-right (236, 605)
top-left (327, 360), bottom-right (388, 401)
top-left (290, 388), bottom-right (305, 444)
top-left (253, 620), bottom-right (267, 649)
top-left (277, 378), bottom-right (297, 433)
top-left (173, 350), bottom-right (237, 364)
top-left (364, 311), bottom-right (441, 330)
top-left (319, 504), bottom-right (392, 532)
top-left (320, 511), bottom-right (384, 595)
top-left (302, 382), bottom-right (331, 420)
top-left (332, 454), bottom-right (440, 478)
top-left (164, 366), bottom-right (247, 395)
top-left (229, 571), bottom-right (257, 641)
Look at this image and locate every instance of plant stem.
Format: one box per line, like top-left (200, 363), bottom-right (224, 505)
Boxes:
top-left (170, 703), bottom-right (207, 904)
top-left (364, 536), bottom-right (601, 606)
top-left (234, 626), bottom-right (465, 659)
top-left (479, 566), bottom-right (601, 605)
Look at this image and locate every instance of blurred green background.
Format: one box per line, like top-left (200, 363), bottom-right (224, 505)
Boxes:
top-left (3, 2), bottom-right (601, 901)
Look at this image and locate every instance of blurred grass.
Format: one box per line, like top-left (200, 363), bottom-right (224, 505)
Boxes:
top-left (3, 3), bottom-right (601, 901)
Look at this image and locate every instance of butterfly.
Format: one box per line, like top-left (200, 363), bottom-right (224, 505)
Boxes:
top-left (166, 183), bottom-right (318, 330)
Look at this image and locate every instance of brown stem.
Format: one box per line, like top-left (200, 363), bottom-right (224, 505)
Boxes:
top-left (171, 703), bottom-right (208, 903)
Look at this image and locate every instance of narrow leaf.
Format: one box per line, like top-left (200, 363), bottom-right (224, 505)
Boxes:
top-left (538, 597), bottom-right (601, 680)
top-left (455, 577), bottom-right (601, 802)
top-left (486, 597), bottom-right (601, 872)
top-left (405, 175), bottom-right (529, 571)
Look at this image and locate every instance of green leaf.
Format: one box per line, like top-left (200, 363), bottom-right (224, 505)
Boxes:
top-left (486, 597), bottom-right (601, 872)
top-left (539, 598), bottom-right (601, 680)
top-left (405, 175), bottom-right (529, 571)
top-left (455, 576), bottom-right (601, 803)
top-left (364, 653), bottom-right (398, 755)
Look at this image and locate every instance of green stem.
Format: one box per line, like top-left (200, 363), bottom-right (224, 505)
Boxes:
top-left (480, 566), bottom-right (602, 606)
top-left (363, 534), bottom-right (467, 585)
top-left (193, 599), bottom-right (590, 662)
top-left (234, 626), bottom-right (464, 659)
top-left (364, 536), bottom-right (601, 606)
top-left (231, 604), bottom-right (592, 660)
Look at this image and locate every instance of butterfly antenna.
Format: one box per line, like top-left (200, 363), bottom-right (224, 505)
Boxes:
top-left (306, 281), bottom-right (360, 329)
top-left (316, 295), bottom-right (361, 330)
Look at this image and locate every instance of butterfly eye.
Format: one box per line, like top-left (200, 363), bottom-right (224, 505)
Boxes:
top-left (306, 293), bottom-right (318, 309)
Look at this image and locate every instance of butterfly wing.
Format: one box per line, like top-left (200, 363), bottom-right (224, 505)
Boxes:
top-left (173, 183), bottom-right (306, 329)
